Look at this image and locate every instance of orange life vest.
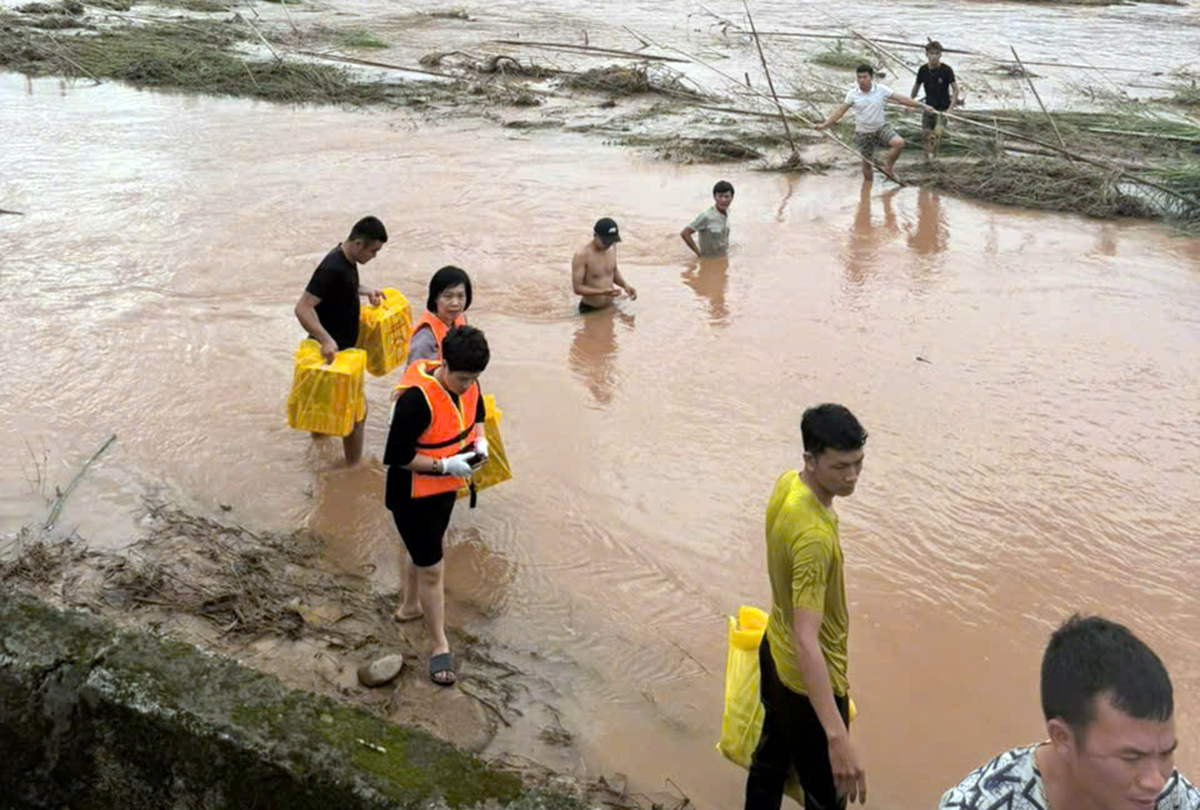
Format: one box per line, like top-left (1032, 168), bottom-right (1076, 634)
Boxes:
top-left (396, 360), bottom-right (480, 499)
top-left (411, 311), bottom-right (468, 360)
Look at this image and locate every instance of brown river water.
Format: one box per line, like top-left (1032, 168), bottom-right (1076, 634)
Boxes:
top-left (2, 29), bottom-right (1200, 808)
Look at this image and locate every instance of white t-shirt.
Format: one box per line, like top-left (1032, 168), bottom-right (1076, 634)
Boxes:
top-left (939, 744), bottom-right (1200, 810)
top-left (843, 82), bottom-right (893, 132)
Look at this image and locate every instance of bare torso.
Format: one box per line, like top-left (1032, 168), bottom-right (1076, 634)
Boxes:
top-left (574, 240), bottom-right (618, 309)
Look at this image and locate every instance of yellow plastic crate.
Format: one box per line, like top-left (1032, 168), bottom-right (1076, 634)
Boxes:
top-left (457, 395), bottom-right (513, 499)
top-left (286, 339), bottom-right (367, 437)
top-left (357, 287), bottom-right (411, 377)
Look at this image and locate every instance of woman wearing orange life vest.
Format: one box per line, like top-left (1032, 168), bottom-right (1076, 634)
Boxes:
top-left (384, 325), bottom-right (490, 687)
top-left (406, 265), bottom-right (473, 367)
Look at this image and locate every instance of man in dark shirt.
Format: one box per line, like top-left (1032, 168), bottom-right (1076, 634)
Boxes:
top-left (910, 41), bottom-right (958, 159)
top-left (294, 216), bottom-right (387, 465)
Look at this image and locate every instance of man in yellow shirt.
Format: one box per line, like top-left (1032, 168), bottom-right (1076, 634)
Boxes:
top-left (746, 403), bottom-right (868, 810)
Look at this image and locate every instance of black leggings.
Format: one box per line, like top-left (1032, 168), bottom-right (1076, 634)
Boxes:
top-left (744, 638), bottom-right (850, 810)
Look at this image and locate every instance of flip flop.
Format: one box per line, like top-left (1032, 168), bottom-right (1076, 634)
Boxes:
top-left (393, 608), bottom-right (424, 623)
top-left (429, 652), bottom-right (456, 687)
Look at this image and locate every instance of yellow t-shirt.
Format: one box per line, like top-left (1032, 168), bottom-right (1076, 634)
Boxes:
top-left (764, 471), bottom-right (849, 697)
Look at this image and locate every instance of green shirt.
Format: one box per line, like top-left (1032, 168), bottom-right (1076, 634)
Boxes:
top-left (764, 471), bottom-right (850, 696)
top-left (687, 206), bottom-right (730, 256)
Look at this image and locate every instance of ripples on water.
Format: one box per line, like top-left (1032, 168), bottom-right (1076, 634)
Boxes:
top-left (2, 42), bottom-right (1199, 808)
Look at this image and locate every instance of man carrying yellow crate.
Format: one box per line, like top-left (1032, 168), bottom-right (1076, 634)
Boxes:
top-left (745, 404), bottom-right (869, 810)
top-left (384, 325), bottom-right (490, 687)
top-left (293, 216), bottom-right (388, 465)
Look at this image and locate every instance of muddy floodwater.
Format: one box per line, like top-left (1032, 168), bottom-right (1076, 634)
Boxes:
top-left (3, 57), bottom-right (1200, 810)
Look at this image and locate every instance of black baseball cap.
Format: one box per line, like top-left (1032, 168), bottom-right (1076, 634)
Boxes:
top-left (594, 217), bottom-right (622, 244)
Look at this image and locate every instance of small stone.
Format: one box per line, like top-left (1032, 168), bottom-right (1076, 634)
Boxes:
top-left (357, 654), bottom-right (404, 688)
top-left (320, 713), bottom-right (334, 725)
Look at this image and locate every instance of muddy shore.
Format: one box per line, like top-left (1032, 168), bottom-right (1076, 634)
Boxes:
top-left (2, 0), bottom-right (1198, 226)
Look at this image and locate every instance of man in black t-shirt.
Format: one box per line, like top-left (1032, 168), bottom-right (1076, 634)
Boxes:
top-left (294, 215), bottom-right (387, 464)
top-left (910, 41), bottom-right (958, 159)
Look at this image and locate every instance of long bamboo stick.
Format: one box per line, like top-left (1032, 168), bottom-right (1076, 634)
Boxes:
top-left (851, 29), bottom-right (916, 77)
top-left (742, 0), bottom-right (798, 158)
top-left (1011, 46), bottom-right (1068, 154)
top-left (489, 40), bottom-right (689, 64)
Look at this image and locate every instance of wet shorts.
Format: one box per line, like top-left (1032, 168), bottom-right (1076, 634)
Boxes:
top-left (922, 110), bottom-right (947, 131)
top-left (579, 301), bottom-right (605, 314)
top-left (390, 491), bottom-right (456, 567)
top-left (854, 124), bottom-right (901, 156)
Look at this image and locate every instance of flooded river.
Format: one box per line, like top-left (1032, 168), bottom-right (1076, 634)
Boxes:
top-left (3, 42), bottom-right (1200, 810)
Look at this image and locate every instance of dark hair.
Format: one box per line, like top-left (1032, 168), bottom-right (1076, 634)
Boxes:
top-left (426, 265), bottom-right (473, 313)
top-left (441, 325), bottom-right (489, 374)
top-left (349, 216), bottom-right (388, 244)
top-left (713, 180), bottom-right (735, 196)
top-left (1041, 615), bottom-right (1173, 741)
top-left (800, 404), bottom-right (868, 457)
top-left (855, 64), bottom-right (874, 76)
top-left (926, 41), bottom-right (943, 53)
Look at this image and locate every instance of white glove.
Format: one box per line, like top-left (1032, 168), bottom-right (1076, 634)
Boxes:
top-left (441, 454), bottom-right (475, 478)
top-left (474, 436), bottom-right (489, 462)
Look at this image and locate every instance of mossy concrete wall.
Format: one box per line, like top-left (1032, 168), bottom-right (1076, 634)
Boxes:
top-left (0, 590), bottom-right (582, 810)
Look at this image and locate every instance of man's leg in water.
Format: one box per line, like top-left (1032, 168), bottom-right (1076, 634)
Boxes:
top-left (343, 401), bottom-right (367, 465)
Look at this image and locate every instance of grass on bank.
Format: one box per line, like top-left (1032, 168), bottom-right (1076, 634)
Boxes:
top-left (0, 15), bottom-right (395, 105)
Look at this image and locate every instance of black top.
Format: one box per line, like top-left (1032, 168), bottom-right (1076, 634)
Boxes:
top-left (384, 385), bottom-right (486, 510)
top-left (916, 64), bottom-right (956, 111)
top-left (305, 245), bottom-right (360, 350)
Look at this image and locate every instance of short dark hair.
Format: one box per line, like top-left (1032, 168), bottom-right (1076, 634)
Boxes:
top-left (441, 325), bottom-right (489, 374)
top-left (1041, 615), bottom-right (1173, 742)
top-left (426, 265), bottom-right (473, 313)
top-left (800, 404), bottom-right (868, 457)
top-left (926, 41), bottom-right (943, 53)
top-left (349, 216), bottom-right (388, 244)
top-left (713, 180), bottom-right (735, 196)
top-left (855, 64), bottom-right (874, 76)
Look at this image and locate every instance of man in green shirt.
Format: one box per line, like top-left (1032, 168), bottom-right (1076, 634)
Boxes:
top-left (745, 403), bottom-right (868, 810)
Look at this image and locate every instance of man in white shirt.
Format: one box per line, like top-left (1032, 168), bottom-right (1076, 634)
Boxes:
top-left (815, 64), bottom-right (932, 182)
top-left (940, 615), bottom-right (1200, 810)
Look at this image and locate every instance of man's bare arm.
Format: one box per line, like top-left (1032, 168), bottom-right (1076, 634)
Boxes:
top-left (572, 251), bottom-right (617, 296)
top-left (612, 260), bottom-right (637, 300)
top-left (792, 608), bottom-right (867, 803)
top-left (815, 103), bottom-right (851, 130)
top-left (888, 92), bottom-right (931, 111)
top-left (295, 291), bottom-right (338, 364)
top-left (681, 226), bottom-right (701, 256)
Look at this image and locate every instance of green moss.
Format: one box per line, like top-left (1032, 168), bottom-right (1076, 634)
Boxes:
top-left (338, 29), bottom-right (387, 49)
top-left (233, 696), bottom-right (522, 806)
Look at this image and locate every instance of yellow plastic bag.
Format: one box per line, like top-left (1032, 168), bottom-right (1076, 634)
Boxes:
top-left (457, 395), bottom-right (513, 499)
top-left (717, 605), bottom-right (857, 802)
top-left (357, 287), bottom-right (411, 377)
top-left (286, 339), bottom-right (367, 437)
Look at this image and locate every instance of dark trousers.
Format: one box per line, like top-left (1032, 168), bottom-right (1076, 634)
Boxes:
top-left (744, 638), bottom-right (850, 810)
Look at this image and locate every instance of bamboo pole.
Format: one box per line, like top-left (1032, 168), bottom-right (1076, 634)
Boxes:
top-left (45, 434), bottom-right (117, 530)
top-left (850, 29), bottom-right (916, 77)
top-left (235, 11), bottom-right (283, 63)
top-left (1011, 46), bottom-right (1068, 154)
top-left (489, 40), bottom-right (689, 63)
top-left (295, 50), bottom-right (465, 80)
top-left (742, 0), bottom-right (798, 158)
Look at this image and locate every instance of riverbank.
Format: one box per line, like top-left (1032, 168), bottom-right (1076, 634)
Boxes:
top-left (1, 502), bottom-right (690, 809)
top-left (2, 0), bottom-right (1198, 227)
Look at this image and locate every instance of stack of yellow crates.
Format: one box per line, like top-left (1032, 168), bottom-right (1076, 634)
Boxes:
top-left (286, 339), bottom-right (367, 437)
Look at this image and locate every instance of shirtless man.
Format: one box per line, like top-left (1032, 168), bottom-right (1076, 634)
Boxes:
top-left (572, 217), bottom-right (637, 313)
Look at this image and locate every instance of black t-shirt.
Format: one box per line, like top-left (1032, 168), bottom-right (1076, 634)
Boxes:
top-left (305, 245), bottom-right (360, 350)
top-left (916, 64), bottom-right (956, 110)
top-left (384, 385), bottom-right (486, 511)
